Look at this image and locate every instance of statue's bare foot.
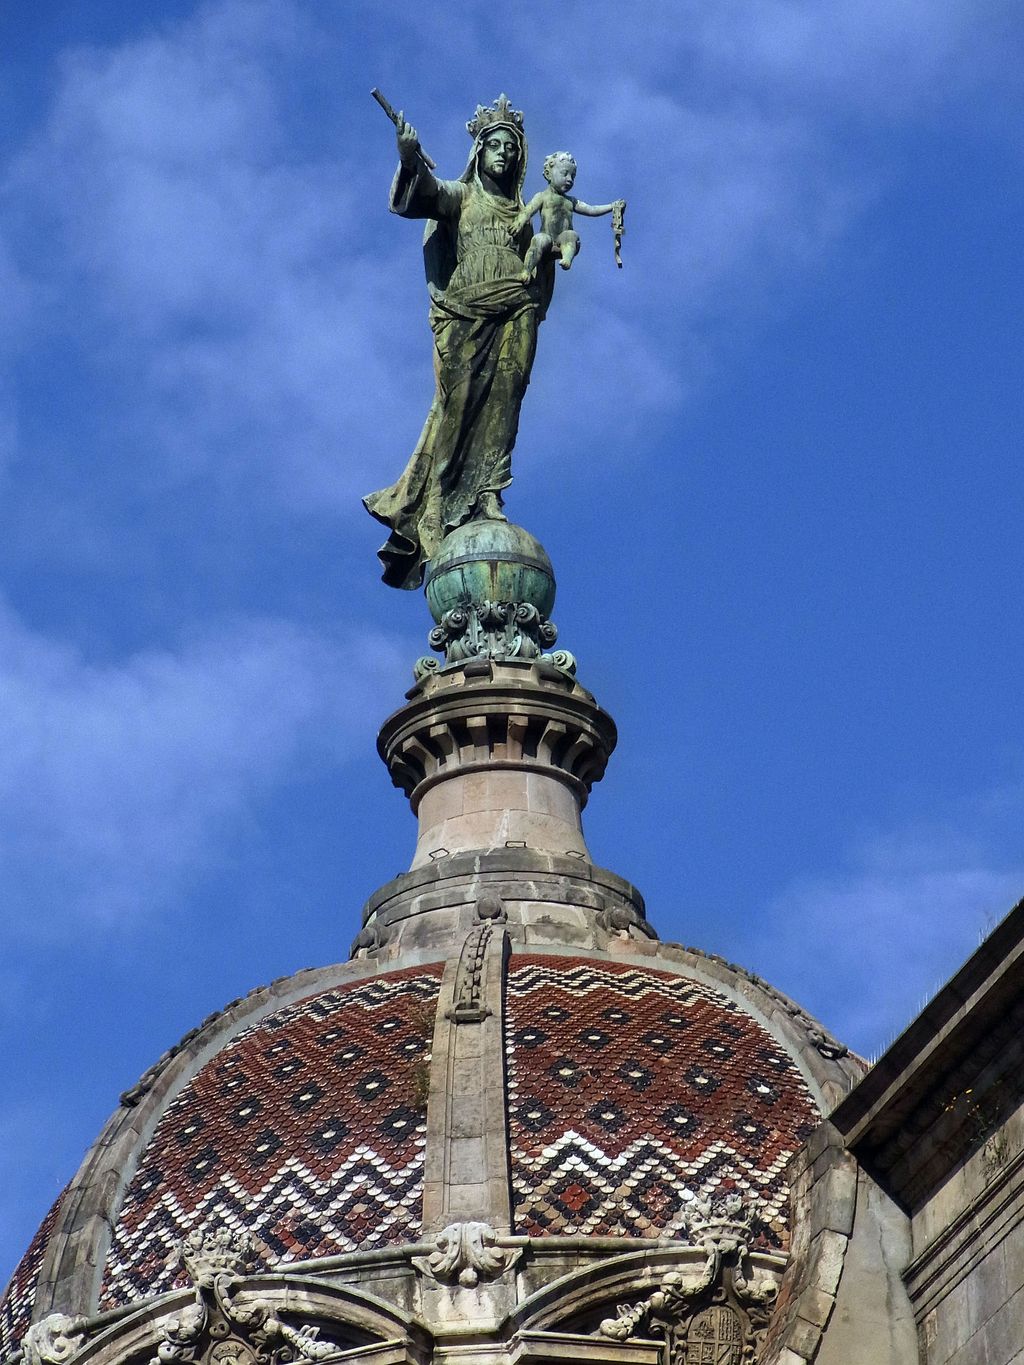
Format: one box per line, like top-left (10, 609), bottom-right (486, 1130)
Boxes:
top-left (477, 492), bottom-right (507, 521)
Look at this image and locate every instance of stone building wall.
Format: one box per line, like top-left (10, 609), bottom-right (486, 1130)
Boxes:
top-left (830, 896), bottom-right (1024, 1365)
top-left (907, 1095), bottom-right (1024, 1365)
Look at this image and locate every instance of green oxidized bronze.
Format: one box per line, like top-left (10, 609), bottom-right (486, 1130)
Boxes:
top-left (418, 521), bottom-right (569, 672)
top-left (363, 93), bottom-right (625, 593)
top-left (425, 521), bottom-right (555, 622)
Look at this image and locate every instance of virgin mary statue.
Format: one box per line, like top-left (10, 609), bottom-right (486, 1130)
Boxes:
top-left (363, 95), bottom-right (552, 590)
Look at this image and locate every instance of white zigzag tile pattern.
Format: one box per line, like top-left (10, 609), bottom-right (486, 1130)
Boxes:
top-left (505, 1130), bottom-right (795, 1238)
top-left (100, 965), bottom-right (442, 1309)
top-left (507, 962), bottom-right (725, 1002)
top-left (505, 955), bottom-right (819, 1247)
top-left (103, 1149), bottom-right (426, 1298)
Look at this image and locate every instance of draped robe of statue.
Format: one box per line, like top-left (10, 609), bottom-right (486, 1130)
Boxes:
top-left (363, 124), bottom-right (552, 590)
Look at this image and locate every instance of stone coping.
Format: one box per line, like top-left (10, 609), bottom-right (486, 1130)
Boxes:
top-left (831, 895), bottom-right (1024, 1207)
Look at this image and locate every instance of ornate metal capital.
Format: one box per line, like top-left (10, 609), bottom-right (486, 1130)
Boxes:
top-left (427, 600), bottom-right (562, 668)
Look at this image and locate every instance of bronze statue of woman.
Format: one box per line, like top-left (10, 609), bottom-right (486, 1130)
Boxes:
top-left (363, 95), bottom-right (551, 590)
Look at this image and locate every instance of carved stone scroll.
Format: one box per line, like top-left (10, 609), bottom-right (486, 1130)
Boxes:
top-left (414, 1222), bottom-right (519, 1288)
top-left (147, 1224), bottom-right (348, 1365)
top-left (21, 1315), bottom-right (88, 1365)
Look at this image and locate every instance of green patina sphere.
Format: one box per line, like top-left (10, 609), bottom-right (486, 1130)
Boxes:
top-left (425, 520), bottom-right (556, 623)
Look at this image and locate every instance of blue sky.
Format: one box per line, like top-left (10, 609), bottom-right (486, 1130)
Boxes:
top-left (2, 0), bottom-right (1023, 1283)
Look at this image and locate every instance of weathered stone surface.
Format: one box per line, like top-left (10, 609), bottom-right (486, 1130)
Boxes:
top-left (814, 1172), bottom-right (917, 1365)
top-left (830, 896), bottom-right (1024, 1365)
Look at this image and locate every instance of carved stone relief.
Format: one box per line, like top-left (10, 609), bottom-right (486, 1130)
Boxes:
top-left (598, 1197), bottom-right (779, 1364)
top-left (446, 925), bottom-right (494, 1024)
top-left (21, 1225), bottom-right (361, 1365)
top-left (413, 1222), bottom-right (520, 1288)
top-left (21, 1314), bottom-right (88, 1365)
top-left (148, 1226), bottom-right (346, 1365)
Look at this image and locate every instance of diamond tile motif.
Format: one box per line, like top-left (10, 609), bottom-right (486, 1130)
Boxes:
top-left (505, 957), bottom-right (819, 1248)
top-left (100, 966), bottom-right (442, 1310)
top-left (0, 1189), bottom-right (65, 1359)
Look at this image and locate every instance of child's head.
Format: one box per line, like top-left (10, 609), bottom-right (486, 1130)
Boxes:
top-left (543, 151), bottom-right (577, 192)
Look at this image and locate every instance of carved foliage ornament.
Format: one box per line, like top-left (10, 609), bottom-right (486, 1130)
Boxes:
top-left (145, 1225), bottom-right (350, 1365)
top-left (414, 1222), bottom-right (519, 1288)
top-left (22, 1315), bottom-right (88, 1365)
top-left (598, 1196), bottom-right (778, 1365)
top-left (18, 1225), bottom-right (349, 1365)
top-left (427, 600), bottom-right (561, 667)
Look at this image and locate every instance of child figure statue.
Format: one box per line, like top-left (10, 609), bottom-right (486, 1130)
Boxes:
top-left (515, 151), bottom-right (625, 280)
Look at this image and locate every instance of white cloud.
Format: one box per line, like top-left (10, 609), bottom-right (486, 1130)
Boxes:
top-left (752, 798), bottom-right (1024, 1056)
top-left (0, 598), bottom-right (400, 934)
top-left (1, 0), bottom-right (424, 514)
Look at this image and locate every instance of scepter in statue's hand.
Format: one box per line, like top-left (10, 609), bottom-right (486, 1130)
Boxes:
top-left (612, 199), bottom-right (626, 268)
top-left (370, 88), bottom-right (436, 171)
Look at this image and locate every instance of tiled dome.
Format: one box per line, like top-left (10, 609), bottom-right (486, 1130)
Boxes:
top-left (2, 655), bottom-right (862, 1365)
top-left (0, 1191), bottom-right (65, 1354)
top-left (2, 939), bottom-right (843, 1356)
top-left (101, 965), bottom-right (444, 1310)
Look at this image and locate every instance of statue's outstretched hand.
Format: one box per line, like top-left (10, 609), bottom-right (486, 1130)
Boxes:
top-left (395, 114), bottom-right (420, 168)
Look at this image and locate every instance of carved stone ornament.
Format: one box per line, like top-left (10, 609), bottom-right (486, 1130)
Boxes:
top-left (349, 919), bottom-right (391, 959)
top-left (414, 1222), bottom-right (519, 1287)
top-left (598, 1196), bottom-right (778, 1364)
top-left (597, 903), bottom-right (645, 938)
top-left (21, 1314), bottom-right (88, 1365)
top-left (474, 891), bottom-right (507, 923)
top-left (428, 600), bottom-right (560, 667)
top-left (446, 924), bottom-right (493, 1024)
top-left (146, 1223), bottom-right (346, 1365)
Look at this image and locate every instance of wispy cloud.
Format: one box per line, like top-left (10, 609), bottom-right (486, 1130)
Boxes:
top-left (0, 596), bottom-right (400, 934)
top-left (751, 793), bottom-right (1024, 1055)
top-left (1, 0), bottom-right (422, 517)
top-left (689, 0), bottom-right (1018, 112)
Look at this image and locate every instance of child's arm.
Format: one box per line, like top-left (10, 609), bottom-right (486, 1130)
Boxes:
top-left (511, 191), bottom-right (547, 233)
top-left (571, 196), bottom-right (626, 218)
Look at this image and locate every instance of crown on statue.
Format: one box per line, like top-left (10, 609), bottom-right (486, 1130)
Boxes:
top-left (466, 93), bottom-right (524, 139)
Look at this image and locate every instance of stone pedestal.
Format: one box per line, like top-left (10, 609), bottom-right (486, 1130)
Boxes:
top-left (379, 657), bottom-right (615, 869)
